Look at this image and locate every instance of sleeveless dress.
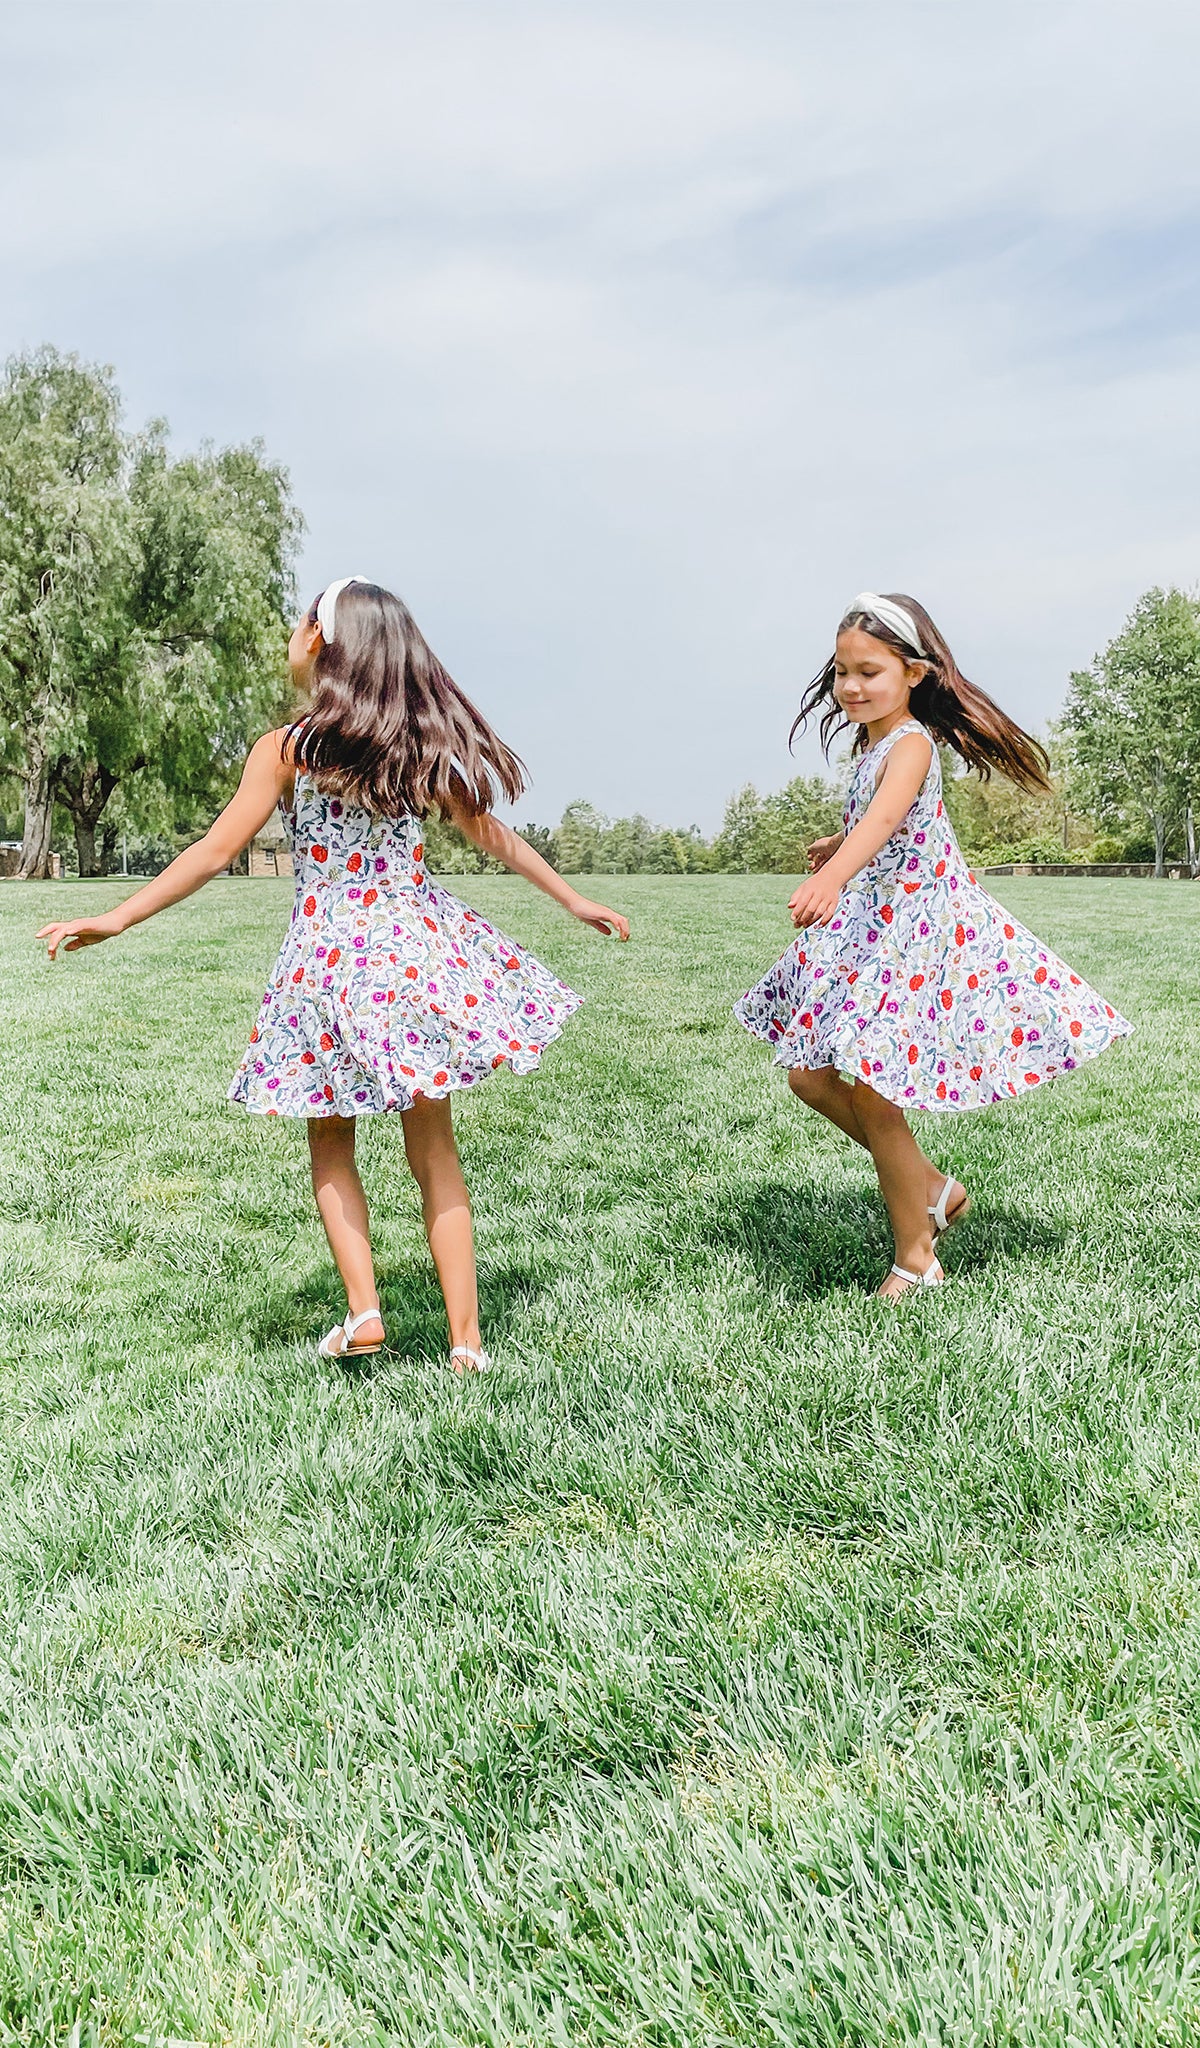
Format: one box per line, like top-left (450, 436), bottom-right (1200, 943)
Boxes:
top-left (734, 719), bottom-right (1131, 1111)
top-left (229, 772), bottom-right (582, 1118)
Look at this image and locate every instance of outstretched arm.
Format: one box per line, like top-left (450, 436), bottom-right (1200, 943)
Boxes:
top-left (448, 803), bottom-right (630, 941)
top-left (39, 731), bottom-right (294, 958)
top-left (788, 732), bottom-right (933, 927)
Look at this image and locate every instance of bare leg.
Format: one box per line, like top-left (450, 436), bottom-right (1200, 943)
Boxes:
top-left (402, 1095), bottom-right (482, 1365)
top-left (787, 1067), bottom-right (951, 1210)
top-left (307, 1115), bottom-right (384, 1345)
top-left (851, 1081), bottom-right (939, 1296)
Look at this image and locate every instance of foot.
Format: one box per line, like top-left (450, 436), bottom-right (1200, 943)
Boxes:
top-left (449, 1343), bottom-right (491, 1375)
top-left (927, 1173), bottom-right (971, 1236)
top-left (317, 1307), bottom-right (385, 1358)
top-left (877, 1258), bottom-right (944, 1300)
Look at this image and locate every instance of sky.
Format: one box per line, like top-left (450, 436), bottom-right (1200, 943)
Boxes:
top-left (2, 0), bottom-right (1198, 829)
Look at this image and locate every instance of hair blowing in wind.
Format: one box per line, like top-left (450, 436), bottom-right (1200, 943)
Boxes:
top-left (292, 581), bottom-right (527, 817)
top-left (794, 592), bottom-right (1052, 792)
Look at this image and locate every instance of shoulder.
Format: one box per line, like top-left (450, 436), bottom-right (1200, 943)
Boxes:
top-left (246, 728), bottom-right (299, 796)
top-left (881, 728), bottom-right (933, 774)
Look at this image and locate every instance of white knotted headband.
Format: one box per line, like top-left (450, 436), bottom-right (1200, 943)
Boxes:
top-left (844, 590), bottom-right (926, 656)
top-left (316, 574), bottom-right (371, 645)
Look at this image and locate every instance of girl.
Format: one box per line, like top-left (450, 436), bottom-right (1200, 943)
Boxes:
top-left (40, 576), bottom-right (629, 1369)
top-left (734, 591), bottom-right (1131, 1299)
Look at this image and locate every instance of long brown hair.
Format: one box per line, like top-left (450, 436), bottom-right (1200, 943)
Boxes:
top-left (291, 581), bottom-right (527, 817)
top-left (792, 593), bottom-right (1051, 790)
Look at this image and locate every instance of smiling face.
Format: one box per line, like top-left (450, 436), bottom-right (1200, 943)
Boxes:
top-left (832, 626), bottom-right (925, 732)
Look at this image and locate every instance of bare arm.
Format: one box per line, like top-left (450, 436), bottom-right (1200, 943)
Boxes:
top-left (39, 731), bottom-right (294, 958)
top-left (448, 802), bottom-right (630, 940)
top-left (788, 733), bottom-right (932, 927)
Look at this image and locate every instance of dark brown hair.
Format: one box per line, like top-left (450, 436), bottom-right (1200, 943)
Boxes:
top-left (792, 593), bottom-right (1051, 791)
top-left (291, 581), bottom-right (527, 817)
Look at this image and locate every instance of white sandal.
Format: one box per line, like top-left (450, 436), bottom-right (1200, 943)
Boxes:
top-left (450, 1345), bottom-right (493, 1374)
top-left (886, 1259), bottom-right (945, 1293)
top-left (929, 1176), bottom-right (971, 1239)
top-left (317, 1306), bottom-right (385, 1359)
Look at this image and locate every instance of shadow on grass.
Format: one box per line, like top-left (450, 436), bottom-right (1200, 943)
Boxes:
top-left (247, 1254), bottom-right (557, 1365)
top-left (708, 1179), bottom-right (1067, 1301)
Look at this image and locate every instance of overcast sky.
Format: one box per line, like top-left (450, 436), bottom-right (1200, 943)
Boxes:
top-left (3, 0), bottom-right (1197, 827)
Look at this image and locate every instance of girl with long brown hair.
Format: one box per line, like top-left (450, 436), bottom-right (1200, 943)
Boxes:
top-left (734, 591), bottom-right (1131, 1298)
top-left (41, 576), bottom-right (629, 1369)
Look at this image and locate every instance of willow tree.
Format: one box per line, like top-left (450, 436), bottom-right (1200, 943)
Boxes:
top-left (0, 346), bottom-right (301, 878)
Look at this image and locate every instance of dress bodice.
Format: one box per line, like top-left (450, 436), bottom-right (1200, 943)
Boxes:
top-left (843, 720), bottom-right (953, 886)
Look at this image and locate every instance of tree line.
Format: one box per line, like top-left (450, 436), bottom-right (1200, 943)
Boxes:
top-left (3, 347), bottom-right (1199, 882)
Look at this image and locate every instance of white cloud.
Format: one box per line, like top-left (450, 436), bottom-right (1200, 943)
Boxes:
top-left (2, 0), bottom-right (1197, 825)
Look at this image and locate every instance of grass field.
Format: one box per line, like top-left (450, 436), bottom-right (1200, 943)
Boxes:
top-left (1, 871), bottom-right (1198, 2046)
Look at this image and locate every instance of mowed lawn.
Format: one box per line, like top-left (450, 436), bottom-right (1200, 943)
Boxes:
top-left (1, 871), bottom-right (1198, 2047)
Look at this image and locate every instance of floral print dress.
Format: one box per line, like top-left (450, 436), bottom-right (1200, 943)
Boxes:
top-left (734, 719), bottom-right (1131, 1111)
top-left (229, 773), bottom-right (582, 1118)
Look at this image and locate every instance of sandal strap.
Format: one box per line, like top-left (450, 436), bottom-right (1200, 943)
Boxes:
top-left (450, 1345), bottom-right (491, 1370)
top-left (344, 1306), bottom-right (383, 1338)
top-left (928, 1177), bottom-right (957, 1233)
top-left (890, 1261), bottom-right (944, 1289)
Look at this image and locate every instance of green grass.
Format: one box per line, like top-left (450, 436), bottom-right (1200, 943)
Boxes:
top-left (1, 871), bottom-right (1198, 2047)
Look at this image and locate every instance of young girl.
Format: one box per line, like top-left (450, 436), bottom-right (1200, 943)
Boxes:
top-left (40, 576), bottom-right (629, 1369)
top-left (734, 591), bottom-right (1131, 1298)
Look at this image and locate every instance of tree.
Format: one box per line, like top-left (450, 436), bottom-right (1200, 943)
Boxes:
top-left (1063, 588), bottom-right (1200, 876)
top-left (0, 346), bottom-right (301, 878)
top-left (0, 349), bottom-right (132, 877)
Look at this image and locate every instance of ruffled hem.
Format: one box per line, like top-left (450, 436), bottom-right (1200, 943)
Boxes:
top-left (229, 991), bottom-right (583, 1117)
top-left (734, 994), bottom-right (1132, 1112)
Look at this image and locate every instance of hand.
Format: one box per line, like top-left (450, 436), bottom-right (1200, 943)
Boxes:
top-left (567, 894), bottom-right (630, 941)
top-left (37, 911), bottom-right (123, 959)
top-left (807, 833), bottom-right (843, 871)
top-left (788, 872), bottom-right (842, 928)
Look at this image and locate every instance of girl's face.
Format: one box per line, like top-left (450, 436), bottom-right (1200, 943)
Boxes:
top-left (833, 627), bottom-right (924, 727)
top-left (288, 611), bottom-right (322, 689)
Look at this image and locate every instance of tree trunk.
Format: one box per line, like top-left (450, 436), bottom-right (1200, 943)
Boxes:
top-left (54, 758), bottom-right (122, 878)
top-left (17, 746), bottom-right (55, 880)
top-left (1187, 800), bottom-right (1197, 878)
top-left (1153, 811), bottom-right (1166, 878)
top-left (74, 816), bottom-right (99, 878)
top-left (99, 817), bottom-right (120, 877)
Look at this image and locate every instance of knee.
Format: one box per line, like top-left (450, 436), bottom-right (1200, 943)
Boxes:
top-left (787, 1066), bottom-right (826, 1105)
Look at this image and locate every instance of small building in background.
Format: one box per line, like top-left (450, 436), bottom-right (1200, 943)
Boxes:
top-left (248, 813), bottom-right (294, 879)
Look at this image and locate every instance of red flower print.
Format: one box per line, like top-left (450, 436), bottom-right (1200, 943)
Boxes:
top-left (1104, 1004), bottom-right (1114, 1018)
top-left (505, 957), bottom-right (520, 970)
top-left (424, 917), bottom-right (438, 932)
top-left (970, 1064), bottom-right (983, 1080)
top-left (508, 1038), bottom-right (522, 1051)
top-left (319, 1032), bottom-right (335, 1051)
top-left (880, 903), bottom-right (894, 923)
top-left (797, 950), bottom-right (807, 965)
top-left (362, 888), bottom-right (377, 906)
top-left (940, 990), bottom-right (952, 1010)
top-left (967, 973), bottom-right (978, 990)
top-left (861, 1059), bottom-right (871, 1076)
top-left (323, 1085), bottom-right (334, 1100)
top-left (1004, 924), bottom-right (1015, 939)
top-left (907, 1044), bottom-right (918, 1065)
top-left (304, 895), bottom-right (316, 916)
top-left (311, 846), bottom-right (327, 863)
top-left (799, 1011), bottom-right (813, 1028)
top-left (1034, 966), bottom-right (1047, 984)
top-left (292, 968), bottom-right (304, 984)
top-left (433, 1070), bottom-right (448, 1086)
top-left (935, 860), bottom-right (946, 877)
top-left (250, 1028), bottom-right (259, 1043)
top-left (347, 852), bottom-right (362, 873)
top-left (1070, 974), bottom-right (1080, 986)
top-left (465, 994), bottom-right (478, 1007)
top-left (936, 1081), bottom-right (947, 1100)
top-left (413, 844), bottom-right (424, 862)
top-left (903, 881), bottom-right (920, 893)
top-left (327, 947), bottom-right (341, 967)
top-left (909, 974), bottom-right (924, 991)
top-left (1070, 1020), bottom-right (1082, 1037)
top-left (492, 1055), bottom-right (506, 1069)
top-left (1024, 1072), bottom-right (1040, 1085)
top-left (301, 1050), bottom-right (316, 1064)
top-left (955, 924), bottom-right (965, 947)
top-left (411, 873), bottom-right (422, 886)
top-left (1011, 1026), bottom-right (1024, 1046)
top-left (399, 1064), bottom-right (416, 1077)
top-left (405, 966), bottom-right (419, 979)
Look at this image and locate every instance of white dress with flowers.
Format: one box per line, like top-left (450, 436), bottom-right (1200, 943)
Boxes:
top-left (734, 720), bottom-right (1131, 1111)
top-left (229, 772), bottom-right (581, 1118)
